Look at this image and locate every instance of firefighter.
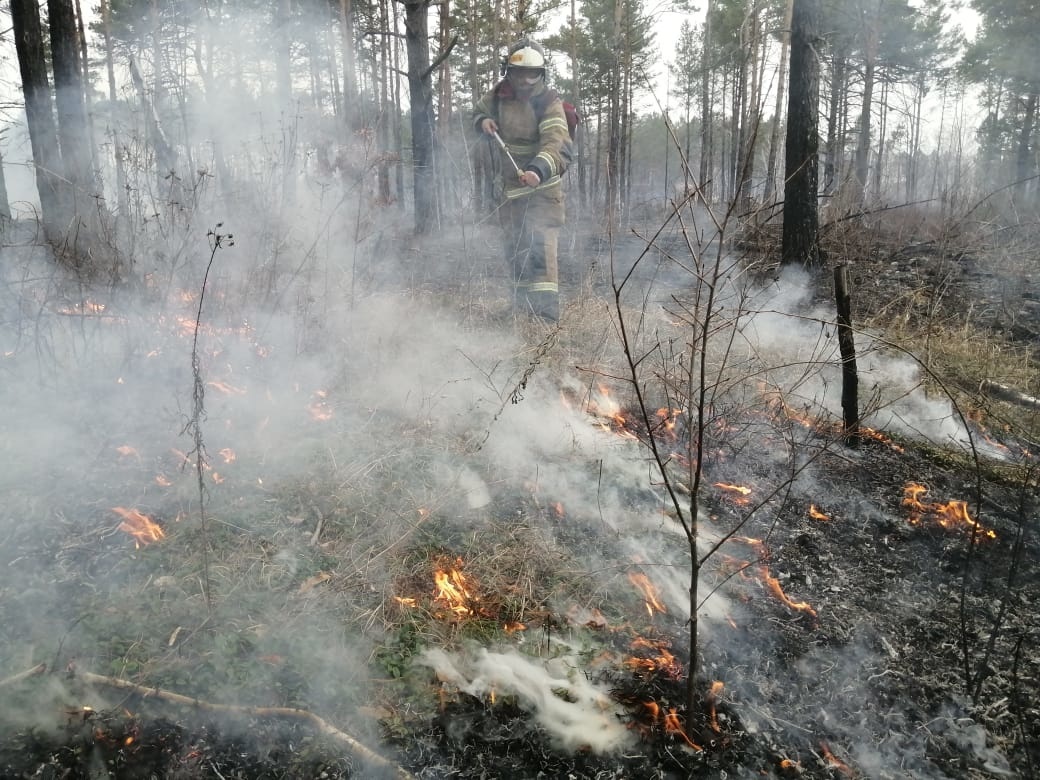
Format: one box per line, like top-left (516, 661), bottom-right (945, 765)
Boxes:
top-left (473, 38), bottom-right (573, 323)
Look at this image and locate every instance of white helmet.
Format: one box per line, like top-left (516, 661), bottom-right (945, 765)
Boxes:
top-left (506, 39), bottom-right (545, 70)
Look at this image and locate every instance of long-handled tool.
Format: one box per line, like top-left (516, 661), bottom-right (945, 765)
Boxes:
top-left (491, 130), bottom-right (524, 179)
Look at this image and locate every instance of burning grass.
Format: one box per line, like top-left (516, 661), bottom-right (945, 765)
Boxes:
top-left (1, 216), bottom-right (1039, 778)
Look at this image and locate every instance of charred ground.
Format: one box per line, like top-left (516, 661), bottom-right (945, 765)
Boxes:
top-left (0, 211), bottom-right (1037, 779)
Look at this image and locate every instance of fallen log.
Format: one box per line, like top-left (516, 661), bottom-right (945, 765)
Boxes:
top-left (47, 667), bottom-right (416, 780)
top-left (0, 662), bottom-right (47, 688)
top-left (980, 379), bottom-right (1040, 411)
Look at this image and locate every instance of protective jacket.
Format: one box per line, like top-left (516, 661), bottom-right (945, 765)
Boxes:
top-left (473, 80), bottom-right (573, 322)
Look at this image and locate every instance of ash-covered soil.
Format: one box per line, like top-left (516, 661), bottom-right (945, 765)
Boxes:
top-left (1, 214), bottom-right (1037, 779)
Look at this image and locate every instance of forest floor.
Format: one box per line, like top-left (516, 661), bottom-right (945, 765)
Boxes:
top-left (0, 205), bottom-right (1038, 779)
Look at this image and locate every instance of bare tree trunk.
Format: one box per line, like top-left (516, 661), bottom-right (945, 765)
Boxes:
top-left (569, 0), bottom-right (586, 209)
top-left (100, 0), bottom-right (128, 219)
top-left (736, 0), bottom-right (760, 210)
top-left (606, 0), bottom-right (624, 224)
top-left (763, 0), bottom-right (793, 204)
top-left (781, 0), bottom-right (821, 267)
top-left (48, 0), bottom-right (94, 244)
top-left (699, 0), bottom-right (713, 202)
top-left (824, 46), bottom-right (846, 194)
top-left (907, 76), bottom-right (925, 201)
top-left (73, 0), bottom-right (97, 178)
top-left (403, 0), bottom-right (437, 233)
top-left (391, 0), bottom-right (405, 204)
top-left (1014, 91), bottom-right (1038, 207)
top-left (339, 0), bottom-right (359, 125)
top-left (853, 0), bottom-right (880, 205)
top-left (10, 0), bottom-right (69, 242)
top-left (872, 78), bottom-right (888, 202)
top-left (276, 0), bottom-right (298, 208)
top-left (194, 0), bottom-right (231, 195)
top-left (0, 146), bottom-right (10, 222)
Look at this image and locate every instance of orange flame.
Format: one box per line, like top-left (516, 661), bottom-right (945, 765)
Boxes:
top-left (663, 708), bottom-right (702, 750)
top-left (627, 571), bottom-right (667, 617)
top-left (901, 483), bottom-right (996, 539)
top-left (308, 390), bottom-right (334, 421)
top-left (625, 636), bottom-right (683, 678)
top-left (641, 702), bottom-right (702, 750)
top-left (820, 741), bottom-right (855, 776)
top-left (714, 482), bottom-right (752, 506)
top-left (206, 380), bottom-right (246, 396)
top-left (759, 566), bottom-right (817, 618)
top-left (434, 569), bottom-right (477, 616)
top-left (707, 680), bottom-right (724, 732)
top-left (112, 507), bottom-right (165, 547)
top-left (808, 504), bottom-right (829, 520)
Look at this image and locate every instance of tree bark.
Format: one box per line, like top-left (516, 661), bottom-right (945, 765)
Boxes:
top-left (834, 264), bottom-right (860, 443)
top-left (10, 0), bottom-right (68, 242)
top-left (0, 145), bottom-right (10, 222)
top-left (853, 0), bottom-right (880, 205)
top-left (339, 0), bottom-right (359, 125)
top-left (101, 0), bottom-right (129, 218)
top-left (823, 45), bottom-right (846, 195)
top-left (763, 0), bottom-right (793, 204)
top-left (781, 0), bottom-right (821, 267)
top-left (403, 0), bottom-right (436, 233)
top-left (1014, 91), bottom-right (1037, 207)
top-left (699, 0), bottom-right (713, 202)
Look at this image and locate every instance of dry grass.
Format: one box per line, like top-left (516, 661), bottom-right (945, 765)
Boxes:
top-left (3, 200), bottom-right (1039, 776)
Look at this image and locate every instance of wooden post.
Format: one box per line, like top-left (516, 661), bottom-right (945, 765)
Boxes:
top-left (834, 264), bottom-right (860, 445)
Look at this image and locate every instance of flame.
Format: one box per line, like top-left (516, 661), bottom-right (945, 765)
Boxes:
top-left (858, 426), bottom-right (905, 453)
top-left (627, 571), bottom-right (667, 617)
top-left (759, 565), bottom-right (817, 618)
top-left (714, 482), bottom-right (752, 505)
top-left (112, 507), bottom-right (165, 547)
top-left (587, 383), bottom-right (638, 438)
top-left (206, 380), bottom-right (246, 395)
top-left (663, 708), bottom-right (702, 750)
top-left (625, 636), bottom-right (683, 678)
top-left (58, 300), bottom-right (107, 316)
top-left (218, 448), bottom-right (236, 464)
top-left (115, 445), bottom-right (139, 458)
top-left (641, 702), bottom-right (702, 750)
top-left (901, 483), bottom-right (996, 539)
top-left (808, 504), bottom-right (829, 520)
top-left (565, 604), bottom-right (609, 628)
top-left (308, 390), bottom-right (334, 421)
top-left (394, 596), bottom-right (417, 607)
top-left (503, 621), bottom-right (526, 634)
top-left (434, 568), bottom-right (478, 616)
top-left (707, 680), bottom-right (724, 732)
top-left (654, 407), bottom-right (683, 439)
top-left (820, 741), bottom-right (855, 776)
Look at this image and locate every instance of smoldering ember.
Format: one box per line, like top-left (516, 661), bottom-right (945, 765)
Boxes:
top-left (0, 0), bottom-right (1038, 778)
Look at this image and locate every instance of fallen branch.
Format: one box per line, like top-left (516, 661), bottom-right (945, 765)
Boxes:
top-left (73, 670), bottom-right (415, 780)
top-left (0, 663), bottom-right (47, 688)
top-left (980, 379), bottom-right (1040, 411)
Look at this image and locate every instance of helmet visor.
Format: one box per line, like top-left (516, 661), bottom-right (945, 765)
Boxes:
top-left (509, 67), bottom-right (543, 88)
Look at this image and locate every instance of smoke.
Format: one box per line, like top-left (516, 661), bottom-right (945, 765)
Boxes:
top-left (419, 646), bottom-right (636, 754)
top-left (743, 265), bottom-right (982, 451)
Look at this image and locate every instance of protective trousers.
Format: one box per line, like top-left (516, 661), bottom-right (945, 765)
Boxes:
top-left (500, 198), bottom-right (560, 323)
